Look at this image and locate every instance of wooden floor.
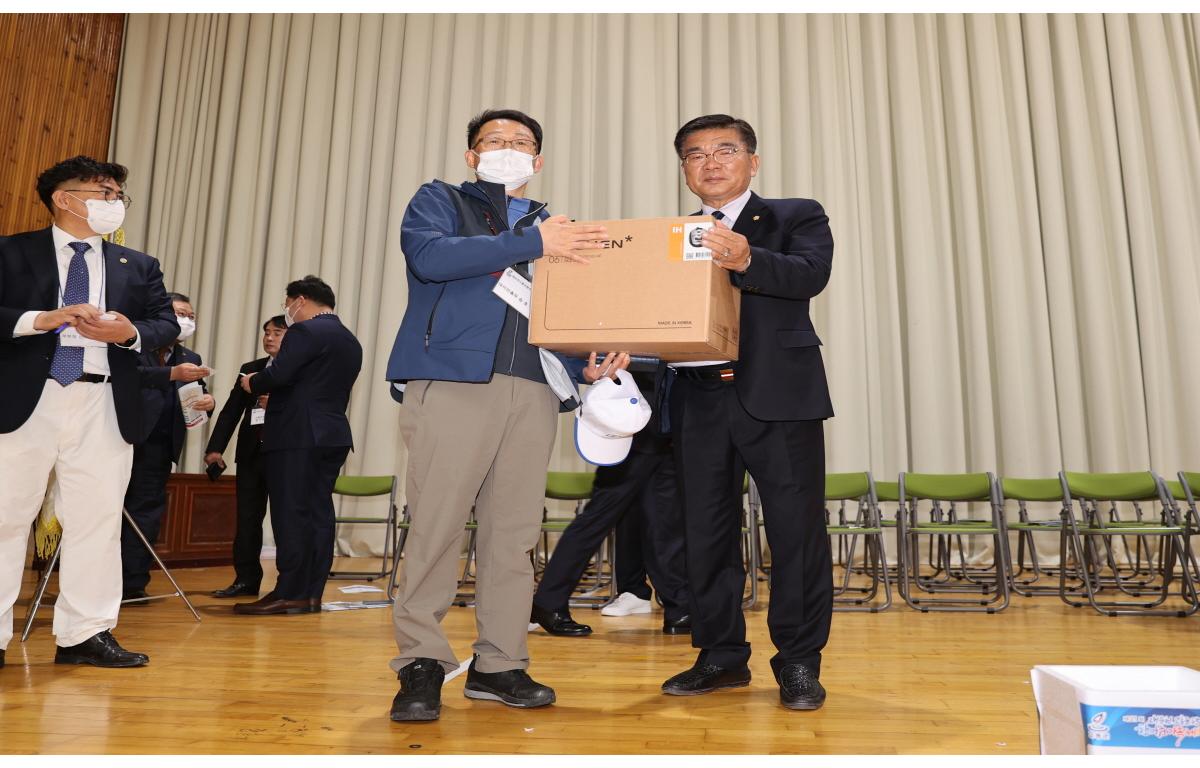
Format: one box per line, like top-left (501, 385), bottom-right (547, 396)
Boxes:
top-left (2, 560), bottom-right (1198, 755)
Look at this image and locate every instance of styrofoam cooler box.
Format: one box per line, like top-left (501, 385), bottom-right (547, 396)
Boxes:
top-left (1032, 665), bottom-right (1200, 754)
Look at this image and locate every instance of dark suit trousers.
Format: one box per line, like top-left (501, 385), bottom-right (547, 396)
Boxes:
top-left (614, 500), bottom-right (651, 600)
top-left (671, 376), bottom-right (832, 679)
top-left (533, 450), bottom-right (690, 620)
top-left (121, 435), bottom-right (173, 592)
top-left (265, 446), bottom-right (350, 600)
top-left (232, 451), bottom-right (269, 587)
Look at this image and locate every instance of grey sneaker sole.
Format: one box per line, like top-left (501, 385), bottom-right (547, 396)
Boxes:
top-left (389, 706), bottom-right (441, 722)
top-left (463, 684), bottom-right (556, 708)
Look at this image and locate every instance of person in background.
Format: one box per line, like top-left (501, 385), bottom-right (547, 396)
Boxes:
top-left (204, 315), bottom-right (288, 598)
top-left (122, 292), bottom-right (215, 602)
top-left (233, 277), bottom-right (362, 617)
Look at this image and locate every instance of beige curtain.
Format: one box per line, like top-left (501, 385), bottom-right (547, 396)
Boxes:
top-left (111, 13), bottom-right (1200, 553)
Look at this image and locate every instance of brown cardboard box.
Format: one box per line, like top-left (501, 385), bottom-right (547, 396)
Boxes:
top-left (529, 215), bottom-right (740, 362)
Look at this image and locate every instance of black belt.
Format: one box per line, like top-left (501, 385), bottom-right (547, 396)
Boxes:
top-left (672, 364), bottom-right (735, 382)
top-left (49, 372), bottom-right (111, 384)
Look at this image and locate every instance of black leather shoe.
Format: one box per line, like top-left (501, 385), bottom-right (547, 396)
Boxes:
top-left (233, 593), bottom-right (314, 615)
top-left (778, 663), bottom-right (826, 710)
top-left (211, 581), bottom-right (259, 598)
top-left (662, 614), bottom-right (692, 635)
top-left (662, 663), bottom-right (751, 695)
top-left (530, 603), bottom-right (592, 637)
top-left (463, 657), bottom-right (555, 708)
top-left (55, 631), bottom-right (149, 668)
top-left (390, 658), bottom-right (445, 722)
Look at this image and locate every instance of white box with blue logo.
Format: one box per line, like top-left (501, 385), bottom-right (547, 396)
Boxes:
top-left (1032, 665), bottom-right (1200, 754)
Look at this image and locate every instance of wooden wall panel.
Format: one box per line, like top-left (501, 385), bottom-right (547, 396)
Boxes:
top-left (0, 13), bottom-right (125, 236)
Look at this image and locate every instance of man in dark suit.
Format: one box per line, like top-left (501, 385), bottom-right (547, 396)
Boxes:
top-left (203, 314), bottom-right (288, 598)
top-left (0, 155), bottom-right (179, 669)
top-left (233, 276), bottom-right (362, 616)
top-left (659, 116), bottom-right (835, 711)
top-left (122, 292), bottom-right (215, 601)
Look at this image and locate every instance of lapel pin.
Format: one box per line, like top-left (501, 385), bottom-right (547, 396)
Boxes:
top-left (119, 257), bottom-right (128, 264)
top-left (752, 215), bottom-right (761, 221)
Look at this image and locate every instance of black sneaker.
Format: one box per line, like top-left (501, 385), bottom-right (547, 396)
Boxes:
top-left (463, 657), bottom-right (555, 708)
top-left (390, 658), bottom-right (446, 722)
top-left (778, 663), bottom-right (826, 710)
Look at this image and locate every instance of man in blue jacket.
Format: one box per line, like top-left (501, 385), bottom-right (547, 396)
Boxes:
top-left (386, 108), bottom-right (626, 722)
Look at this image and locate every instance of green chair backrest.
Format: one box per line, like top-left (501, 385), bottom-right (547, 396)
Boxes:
top-left (874, 480), bottom-right (900, 503)
top-left (1000, 477), bottom-right (1063, 502)
top-left (1179, 472), bottom-right (1200, 498)
top-left (333, 475), bottom-right (395, 497)
top-left (1062, 471), bottom-right (1160, 502)
top-left (826, 472), bottom-right (871, 501)
top-left (545, 471), bottom-right (596, 500)
top-left (1165, 480), bottom-right (1187, 501)
top-left (901, 472), bottom-right (992, 502)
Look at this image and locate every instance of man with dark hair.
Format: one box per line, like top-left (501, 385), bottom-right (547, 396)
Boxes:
top-left (204, 314), bottom-right (288, 598)
top-left (122, 291), bottom-right (215, 601)
top-left (385, 107), bottom-right (627, 722)
top-left (0, 155), bottom-right (179, 669)
top-left (659, 115), bottom-right (835, 711)
top-left (233, 277), bottom-right (361, 616)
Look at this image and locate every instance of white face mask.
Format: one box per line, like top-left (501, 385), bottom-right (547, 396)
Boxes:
top-left (66, 194), bottom-right (126, 235)
top-left (473, 149), bottom-right (537, 191)
top-left (176, 316), bottom-right (196, 341)
top-left (284, 300), bottom-right (299, 327)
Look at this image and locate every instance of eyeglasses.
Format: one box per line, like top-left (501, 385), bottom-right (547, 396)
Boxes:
top-left (474, 137), bottom-right (539, 154)
top-left (64, 188), bottom-right (133, 208)
top-left (681, 147), bottom-right (746, 168)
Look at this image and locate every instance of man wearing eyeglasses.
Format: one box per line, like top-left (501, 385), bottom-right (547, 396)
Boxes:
top-left (659, 115), bottom-right (835, 711)
top-left (0, 155), bottom-right (179, 670)
top-left (384, 108), bottom-right (627, 722)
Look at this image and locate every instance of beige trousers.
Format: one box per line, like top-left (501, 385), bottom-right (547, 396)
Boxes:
top-left (390, 374), bottom-right (559, 674)
top-left (0, 381), bottom-right (133, 649)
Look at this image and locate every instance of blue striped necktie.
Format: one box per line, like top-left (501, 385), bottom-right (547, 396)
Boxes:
top-left (48, 241), bottom-right (92, 386)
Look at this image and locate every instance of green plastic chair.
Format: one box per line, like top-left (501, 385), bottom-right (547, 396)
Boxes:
top-left (331, 475), bottom-right (400, 597)
top-left (826, 472), bottom-right (891, 612)
top-left (1058, 471), bottom-right (1198, 617)
top-left (997, 477), bottom-right (1084, 598)
top-left (896, 472), bottom-right (1010, 613)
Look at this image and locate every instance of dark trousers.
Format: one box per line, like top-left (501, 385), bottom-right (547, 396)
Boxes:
top-left (614, 501), bottom-right (651, 600)
top-left (533, 449), bottom-right (690, 620)
top-left (121, 435), bottom-right (173, 593)
top-left (265, 446), bottom-right (350, 600)
top-left (232, 451), bottom-right (269, 588)
top-left (671, 376), bottom-right (832, 679)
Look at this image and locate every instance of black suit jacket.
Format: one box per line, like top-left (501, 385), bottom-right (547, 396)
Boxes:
top-left (136, 344), bottom-right (208, 463)
top-left (205, 356), bottom-right (269, 464)
top-left (249, 314), bottom-right (362, 453)
top-left (0, 227), bottom-right (180, 443)
top-left (706, 192), bottom-right (836, 422)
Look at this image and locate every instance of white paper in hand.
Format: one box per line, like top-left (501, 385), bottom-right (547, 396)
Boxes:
top-left (59, 312), bottom-right (115, 348)
top-left (177, 381), bottom-right (209, 429)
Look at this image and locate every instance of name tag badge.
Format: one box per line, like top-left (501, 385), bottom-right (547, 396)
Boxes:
top-left (58, 312), bottom-right (115, 348)
top-left (492, 267), bottom-right (532, 319)
top-left (250, 408), bottom-right (266, 426)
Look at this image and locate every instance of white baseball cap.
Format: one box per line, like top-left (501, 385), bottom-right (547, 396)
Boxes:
top-left (574, 373), bottom-right (652, 466)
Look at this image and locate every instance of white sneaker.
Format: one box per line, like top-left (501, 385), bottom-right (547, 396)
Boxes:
top-left (601, 592), bottom-right (653, 616)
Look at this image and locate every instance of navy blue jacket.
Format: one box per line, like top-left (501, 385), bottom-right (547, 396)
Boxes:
top-left (385, 179), bottom-right (584, 395)
top-left (136, 343), bottom-right (209, 463)
top-left (249, 313), bottom-right (362, 453)
top-left (0, 228), bottom-right (180, 443)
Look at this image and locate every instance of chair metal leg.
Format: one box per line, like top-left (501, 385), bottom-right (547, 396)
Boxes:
top-left (122, 509), bottom-right (200, 622)
top-left (21, 542), bottom-right (62, 642)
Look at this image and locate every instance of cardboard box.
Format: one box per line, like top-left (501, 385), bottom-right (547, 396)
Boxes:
top-left (529, 215), bottom-right (741, 362)
top-left (1031, 665), bottom-right (1200, 754)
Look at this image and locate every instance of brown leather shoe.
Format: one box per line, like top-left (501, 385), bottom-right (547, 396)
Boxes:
top-left (308, 598), bottom-right (322, 613)
top-left (233, 594), bottom-right (313, 615)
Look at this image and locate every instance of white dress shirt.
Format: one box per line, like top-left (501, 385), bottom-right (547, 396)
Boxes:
top-left (670, 188), bottom-right (754, 369)
top-left (12, 225), bottom-right (141, 375)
